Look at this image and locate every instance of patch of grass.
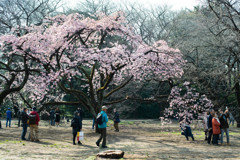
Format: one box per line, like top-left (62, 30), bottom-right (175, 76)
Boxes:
top-left (159, 131), bottom-right (180, 135)
top-left (120, 121), bottom-right (135, 126)
top-left (85, 156), bottom-right (96, 160)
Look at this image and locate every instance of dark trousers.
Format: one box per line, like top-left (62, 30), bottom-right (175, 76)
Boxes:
top-left (97, 128), bottom-right (107, 146)
top-left (73, 133), bottom-right (80, 144)
top-left (6, 118), bottom-right (11, 127)
top-left (204, 129), bottom-right (208, 140)
top-left (92, 118), bottom-right (95, 129)
top-left (184, 126), bottom-right (194, 141)
top-left (213, 134), bottom-right (219, 145)
top-left (18, 117), bottom-right (21, 127)
top-left (21, 123), bottom-right (28, 140)
top-left (114, 122), bottom-right (119, 131)
top-left (73, 133), bottom-right (77, 144)
top-left (208, 129), bottom-right (213, 144)
top-left (0, 120), bottom-right (2, 128)
top-left (50, 118), bottom-right (55, 126)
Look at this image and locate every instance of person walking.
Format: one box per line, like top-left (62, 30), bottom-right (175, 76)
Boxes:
top-left (96, 106), bottom-right (109, 148)
top-left (29, 107), bottom-right (40, 142)
top-left (6, 108), bottom-right (12, 128)
top-left (71, 111), bottom-right (82, 145)
top-left (113, 108), bottom-right (120, 132)
top-left (182, 115), bottom-right (194, 141)
top-left (21, 108), bottom-right (29, 140)
top-left (212, 113), bottom-right (221, 145)
top-left (50, 109), bottom-right (55, 126)
top-left (219, 109), bottom-right (230, 145)
top-left (207, 109), bottom-right (214, 144)
top-left (17, 108), bottom-right (23, 127)
top-left (55, 107), bottom-right (61, 127)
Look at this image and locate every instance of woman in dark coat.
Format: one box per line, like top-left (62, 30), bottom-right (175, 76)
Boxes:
top-left (71, 111), bottom-right (82, 145)
top-left (55, 108), bottom-right (61, 127)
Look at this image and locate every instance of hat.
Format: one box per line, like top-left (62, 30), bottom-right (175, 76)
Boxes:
top-left (102, 106), bottom-right (107, 110)
top-left (8, 108), bottom-right (10, 110)
top-left (33, 107), bottom-right (37, 111)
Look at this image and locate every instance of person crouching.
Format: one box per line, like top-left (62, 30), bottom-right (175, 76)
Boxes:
top-left (71, 111), bottom-right (82, 145)
top-left (212, 113), bottom-right (221, 145)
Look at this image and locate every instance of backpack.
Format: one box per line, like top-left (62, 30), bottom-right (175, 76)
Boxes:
top-left (71, 118), bottom-right (78, 128)
top-left (96, 113), bottom-right (103, 125)
top-left (28, 115), bottom-right (36, 125)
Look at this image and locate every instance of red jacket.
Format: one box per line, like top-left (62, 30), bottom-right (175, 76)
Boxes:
top-left (212, 118), bottom-right (220, 134)
top-left (30, 111), bottom-right (40, 125)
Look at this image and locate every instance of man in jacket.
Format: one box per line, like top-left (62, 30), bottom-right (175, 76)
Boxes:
top-left (17, 108), bottom-right (23, 127)
top-left (96, 106), bottom-right (108, 148)
top-left (219, 109), bottom-right (230, 145)
top-left (30, 107), bottom-right (40, 142)
top-left (207, 109), bottom-right (214, 144)
top-left (50, 109), bottom-right (55, 126)
top-left (21, 108), bottom-right (29, 140)
top-left (6, 108), bottom-right (12, 127)
top-left (113, 108), bottom-right (120, 132)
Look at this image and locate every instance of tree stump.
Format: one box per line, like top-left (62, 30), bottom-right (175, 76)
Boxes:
top-left (97, 150), bottom-right (124, 159)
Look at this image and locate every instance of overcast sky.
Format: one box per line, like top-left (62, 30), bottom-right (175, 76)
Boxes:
top-left (62, 0), bottom-right (200, 11)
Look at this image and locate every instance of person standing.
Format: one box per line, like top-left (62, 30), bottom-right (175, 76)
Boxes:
top-left (212, 113), bottom-right (221, 145)
top-left (55, 107), bottom-right (61, 127)
top-left (229, 112), bottom-right (235, 126)
top-left (113, 108), bottom-right (120, 132)
top-left (29, 107), bottom-right (40, 142)
top-left (96, 106), bottom-right (109, 148)
top-left (202, 112), bottom-right (209, 141)
top-left (0, 112), bottom-right (2, 129)
top-left (92, 117), bottom-right (95, 130)
top-left (17, 108), bottom-right (23, 127)
top-left (76, 107), bottom-right (83, 122)
top-left (71, 111), bottom-right (82, 145)
top-left (21, 108), bottom-right (29, 140)
top-left (50, 109), bottom-right (55, 126)
top-left (6, 108), bottom-right (12, 128)
top-left (207, 109), bottom-right (214, 144)
top-left (219, 109), bottom-right (230, 145)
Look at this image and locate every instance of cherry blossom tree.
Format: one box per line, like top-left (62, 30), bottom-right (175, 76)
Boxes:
top-left (0, 12), bottom-right (185, 116)
top-left (164, 81), bottom-right (213, 126)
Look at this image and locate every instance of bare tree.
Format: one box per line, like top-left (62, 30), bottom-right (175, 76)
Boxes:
top-left (0, 0), bottom-right (61, 34)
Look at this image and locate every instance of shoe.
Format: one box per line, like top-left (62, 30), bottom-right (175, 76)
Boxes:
top-left (78, 141), bottom-right (82, 145)
top-left (102, 146), bottom-right (108, 148)
top-left (227, 143), bottom-right (230, 146)
top-left (35, 139), bottom-right (40, 142)
top-left (31, 140), bottom-right (34, 142)
top-left (96, 142), bottom-right (99, 147)
top-left (73, 143), bottom-right (76, 145)
top-left (21, 138), bottom-right (27, 141)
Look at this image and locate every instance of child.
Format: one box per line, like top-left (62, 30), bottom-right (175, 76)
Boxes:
top-left (71, 111), bottom-right (82, 145)
top-left (212, 113), bottom-right (221, 145)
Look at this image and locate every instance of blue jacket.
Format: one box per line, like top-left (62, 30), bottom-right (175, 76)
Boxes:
top-left (6, 110), bottom-right (12, 119)
top-left (98, 111), bottom-right (108, 128)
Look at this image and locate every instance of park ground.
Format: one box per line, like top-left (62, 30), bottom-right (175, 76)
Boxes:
top-left (0, 119), bottom-right (240, 160)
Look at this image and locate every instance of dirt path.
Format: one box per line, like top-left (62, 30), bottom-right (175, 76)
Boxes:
top-left (0, 119), bottom-right (239, 160)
